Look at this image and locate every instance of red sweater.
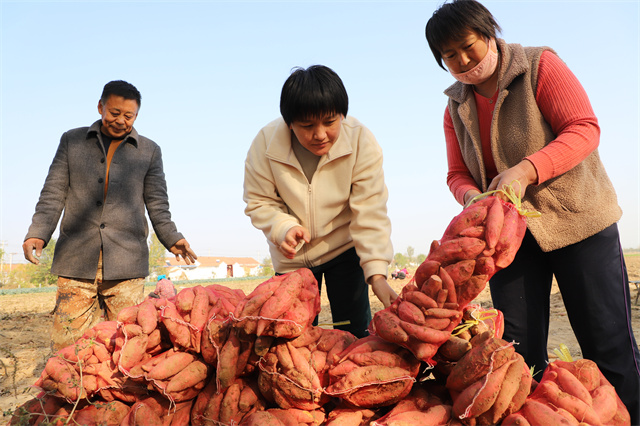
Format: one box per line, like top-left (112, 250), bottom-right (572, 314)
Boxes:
top-left (444, 50), bottom-right (600, 205)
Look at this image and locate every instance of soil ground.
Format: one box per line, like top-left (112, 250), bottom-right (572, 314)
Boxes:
top-left (1, 254), bottom-right (639, 421)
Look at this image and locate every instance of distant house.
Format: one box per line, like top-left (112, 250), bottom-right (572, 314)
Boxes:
top-left (164, 256), bottom-right (261, 281)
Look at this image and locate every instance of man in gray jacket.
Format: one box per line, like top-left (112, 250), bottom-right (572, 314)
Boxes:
top-left (23, 80), bottom-right (196, 351)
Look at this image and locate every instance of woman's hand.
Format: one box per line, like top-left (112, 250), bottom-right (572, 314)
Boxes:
top-left (488, 159), bottom-right (538, 200)
top-left (280, 226), bottom-right (310, 259)
top-left (369, 275), bottom-right (398, 308)
top-left (463, 189), bottom-right (482, 206)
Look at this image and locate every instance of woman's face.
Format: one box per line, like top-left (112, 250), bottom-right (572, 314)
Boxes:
top-left (440, 30), bottom-right (492, 74)
top-left (289, 113), bottom-right (343, 157)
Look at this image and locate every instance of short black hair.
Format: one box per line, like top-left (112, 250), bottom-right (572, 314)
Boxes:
top-left (280, 65), bottom-right (348, 126)
top-left (100, 80), bottom-right (142, 107)
top-left (425, 0), bottom-right (502, 70)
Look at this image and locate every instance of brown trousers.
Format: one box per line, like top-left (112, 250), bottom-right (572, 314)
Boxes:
top-left (51, 252), bottom-right (144, 351)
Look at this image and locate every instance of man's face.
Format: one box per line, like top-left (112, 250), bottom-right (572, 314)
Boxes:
top-left (98, 95), bottom-right (139, 139)
top-left (289, 113), bottom-right (343, 157)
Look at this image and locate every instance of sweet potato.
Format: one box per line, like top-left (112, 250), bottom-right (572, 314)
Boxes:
top-left (290, 326), bottom-right (323, 348)
top-left (137, 299), bottom-right (158, 334)
top-left (165, 359), bottom-right (211, 393)
top-left (456, 274), bottom-right (489, 309)
top-left (175, 287), bottom-right (195, 314)
top-left (119, 334), bottom-right (149, 370)
top-left (421, 274), bottom-right (443, 301)
top-left (535, 380), bottom-right (600, 425)
top-left (505, 361), bottom-right (533, 418)
top-left (403, 290), bottom-right (438, 311)
top-left (552, 359), bottom-right (601, 392)
top-left (488, 353), bottom-right (526, 424)
top-left (372, 309), bottom-right (410, 344)
top-left (161, 304), bottom-right (192, 348)
top-left (341, 378), bottom-right (414, 408)
top-left (493, 204), bottom-right (524, 268)
top-left (218, 331), bottom-right (241, 389)
top-left (399, 320), bottom-right (450, 345)
top-left (385, 405), bottom-right (452, 425)
top-left (202, 390), bottom-right (225, 423)
top-left (410, 341), bottom-right (439, 362)
top-left (219, 381), bottom-right (241, 424)
top-left (397, 300), bottom-right (426, 325)
top-left (287, 343), bottom-right (320, 391)
top-left (485, 196), bottom-right (505, 249)
top-left (117, 305), bottom-right (140, 324)
top-left (442, 202), bottom-right (489, 240)
top-left (239, 411), bottom-right (286, 426)
top-left (474, 256), bottom-right (496, 276)
top-left (454, 357), bottom-right (515, 419)
top-left (551, 364), bottom-right (593, 406)
top-left (437, 267), bottom-right (458, 305)
top-left (428, 237), bottom-right (487, 265)
top-left (444, 260), bottom-right (476, 287)
top-left (190, 286), bottom-right (211, 330)
top-left (590, 384), bottom-right (618, 424)
top-left (438, 335), bottom-right (472, 361)
top-left (459, 225), bottom-right (485, 238)
top-left (501, 412), bottom-right (532, 426)
top-left (146, 351), bottom-right (198, 380)
top-left (414, 259), bottom-right (441, 289)
top-left (522, 399), bottom-right (575, 425)
top-left (446, 336), bottom-right (515, 392)
top-left (239, 289), bottom-right (275, 318)
top-left (349, 351), bottom-right (417, 372)
top-left (260, 273), bottom-right (302, 319)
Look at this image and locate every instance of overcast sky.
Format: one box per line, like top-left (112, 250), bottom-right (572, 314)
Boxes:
top-left (1, 0), bottom-right (638, 265)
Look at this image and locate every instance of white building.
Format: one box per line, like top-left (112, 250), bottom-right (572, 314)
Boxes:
top-left (164, 256), bottom-right (261, 281)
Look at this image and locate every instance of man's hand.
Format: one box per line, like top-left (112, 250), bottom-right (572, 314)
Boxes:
top-left (487, 159), bottom-right (538, 201)
top-left (369, 275), bottom-right (398, 308)
top-left (23, 238), bottom-right (45, 265)
top-left (280, 226), bottom-right (310, 259)
top-left (169, 238), bottom-right (197, 265)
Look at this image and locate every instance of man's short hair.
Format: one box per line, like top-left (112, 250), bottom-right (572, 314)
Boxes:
top-left (100, 80), bottom-right (142, 107)
top-left (280, 65), bottom-right (349, 126)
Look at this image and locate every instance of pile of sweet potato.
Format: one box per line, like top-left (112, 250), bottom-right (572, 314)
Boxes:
top-left (370, 196), bottom-right (524, 365)
top-left (503, 359), bottom-right (631, 426)
top-left (324, 335), bottom-right (422, 408)
top-left (12, 195), bottom-right (632, 425)
top-left (258, 326), bottom-right (356, 410)
top-left (233, 268), bottom-right (321, 338)
top-left (446, 332), bottom-right (532, 425)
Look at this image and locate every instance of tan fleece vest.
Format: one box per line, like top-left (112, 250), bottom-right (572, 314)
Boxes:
top-left (445, 39), bottom-right (621, 252)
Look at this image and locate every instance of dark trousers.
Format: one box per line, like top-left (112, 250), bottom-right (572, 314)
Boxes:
top-left (309, 247), bottom-right (372, 338)
top-left (490, 224), bottom-right (640, 424)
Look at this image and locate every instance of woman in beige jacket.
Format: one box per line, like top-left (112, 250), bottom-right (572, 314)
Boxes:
top-left (243, 65), bottom-right (396, 338)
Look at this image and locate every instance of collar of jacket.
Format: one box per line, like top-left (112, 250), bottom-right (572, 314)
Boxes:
top-left (443, 38), bottom-right (530, 103)
top-left (265, 117), bottom-right (353, 167)
top-left (86, 119), bottom-right (140, 148)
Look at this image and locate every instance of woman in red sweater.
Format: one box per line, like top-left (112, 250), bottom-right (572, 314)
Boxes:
top-left (425, 0), bottom-right (639, 422)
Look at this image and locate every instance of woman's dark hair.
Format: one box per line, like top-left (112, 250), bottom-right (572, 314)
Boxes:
top-left (280, 65), bottom-right (348, 126)
top-left (425, 0), bottom-right (502, 70)
top-left (100, 80), bottom-right (142, 108)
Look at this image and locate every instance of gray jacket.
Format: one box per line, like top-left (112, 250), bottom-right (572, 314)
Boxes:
top-left (25, 120), bottom-right (184, 280)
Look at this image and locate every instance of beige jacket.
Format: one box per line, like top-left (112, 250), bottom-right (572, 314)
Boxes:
top-left (243, 116), bottom-right (393, 279)
top-left (445, 39), bottom-right (621, 251)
